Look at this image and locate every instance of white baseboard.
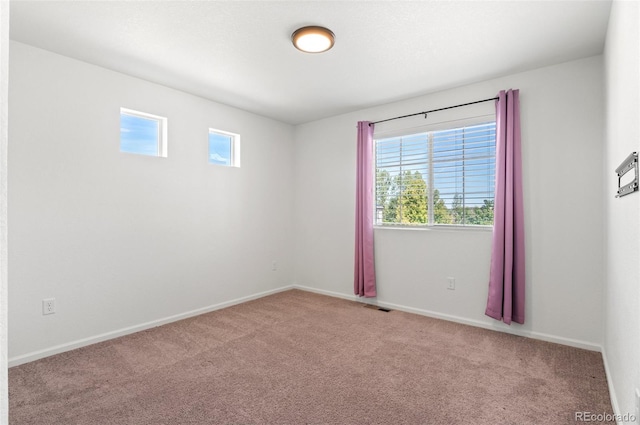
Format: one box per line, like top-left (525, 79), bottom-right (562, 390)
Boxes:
top-left (601, 348), bottom-right (623, 424)
top-left (8, 285), bottom-right (295, 367)
top-left (10, 283), bottom-right (602, 367)
top-left (292, 284), bottom-right (602, 352)
top-left (292, 285), bottom-right (362, 303)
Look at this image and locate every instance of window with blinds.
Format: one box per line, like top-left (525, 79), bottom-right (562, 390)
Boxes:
top-left (375, 122), bottom-right (496, 226)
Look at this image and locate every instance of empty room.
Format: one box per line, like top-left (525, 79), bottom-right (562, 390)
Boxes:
top-left (0, 0), bottom-right (638, 424)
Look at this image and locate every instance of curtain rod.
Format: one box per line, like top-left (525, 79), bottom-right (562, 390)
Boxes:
top-left (369, 96), bottom-right (499, 126)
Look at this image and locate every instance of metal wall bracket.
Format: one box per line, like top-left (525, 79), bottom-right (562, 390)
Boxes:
top-left (615, 152), bottom-right (638, 198)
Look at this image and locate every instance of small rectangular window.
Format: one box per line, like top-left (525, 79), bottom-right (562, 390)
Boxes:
top-left (208, 128), bottom-right (240, 167)
top-left (375, 122), bottom-right (496, 227)
top-left (120, 108), bottom-right (167, 157)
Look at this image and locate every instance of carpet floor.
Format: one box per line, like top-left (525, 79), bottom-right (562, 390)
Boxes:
top-left (9, 289), bottom-right (613, 424)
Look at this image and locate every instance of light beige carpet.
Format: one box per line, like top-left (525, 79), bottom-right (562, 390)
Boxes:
top-left (9, 289), bottom-right (613, 424)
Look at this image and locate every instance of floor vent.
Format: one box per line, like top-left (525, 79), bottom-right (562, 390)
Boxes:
top-left (363, 304), bottom-right (391, 312)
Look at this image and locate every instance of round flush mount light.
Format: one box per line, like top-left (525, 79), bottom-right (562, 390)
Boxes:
top-left (291, 26), bottom-right (335, 53)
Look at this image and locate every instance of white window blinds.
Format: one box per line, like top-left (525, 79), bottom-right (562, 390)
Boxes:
top-left (375, 122), bottom-right (496, 226)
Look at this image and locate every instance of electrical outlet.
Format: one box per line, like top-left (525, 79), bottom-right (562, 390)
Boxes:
top-left (42, 298), bottom-right (55, 315)
top-left (271, 261), bottom-right (277, 271)
top-left (447, 277), bottom-right (455, 290)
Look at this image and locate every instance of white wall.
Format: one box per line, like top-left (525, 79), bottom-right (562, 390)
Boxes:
top-left (294, 55), bottom-right (605, 350)
top-left (8, 42), bottom-right (295, 364)
top-left (0, 1), bottom-right (9, 422)
top-left (603, 0), bottom-right (640, 419)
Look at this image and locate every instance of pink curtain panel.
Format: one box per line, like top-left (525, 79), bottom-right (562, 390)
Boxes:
top-left (354, 121), bottom-right (377, 298)
top-left (485, 89), bottom-right (525, 325)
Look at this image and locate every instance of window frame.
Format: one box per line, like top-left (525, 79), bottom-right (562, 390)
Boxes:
top-left (208, 128), bottom-right (241, 168)
top-left (373, 116), bottom-right (496, 229)
top-left (120, 107), bottom-right (168, 158)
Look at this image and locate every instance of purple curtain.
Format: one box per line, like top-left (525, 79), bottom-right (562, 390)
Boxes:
top-left (485, 89), bottom-right (525, 325)
top-left (354, 121), bottom-right (377, 298)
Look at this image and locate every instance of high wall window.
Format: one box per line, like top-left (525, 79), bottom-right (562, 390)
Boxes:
top-left (375, 122), bottom-right (496, 227)
top-left (208, 128), bottom-right (240, 167)
top-left (120, 108), bottom-right (167, 157)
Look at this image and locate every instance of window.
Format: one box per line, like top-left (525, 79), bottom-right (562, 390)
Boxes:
top-left (375, 122), bottom-right (496, 227)
top-left (208, 129), bottom-right (240, 167)
top-left (120, 108), bottom-right (167, 157)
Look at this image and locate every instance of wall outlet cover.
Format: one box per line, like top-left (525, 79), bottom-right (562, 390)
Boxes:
top-left (42, 298), bottom-right (55, 315)
top-left (447, 277), bottom-right (455, 290)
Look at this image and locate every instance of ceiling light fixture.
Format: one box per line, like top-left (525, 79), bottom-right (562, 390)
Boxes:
top-left (291, 26), bottom-right (335, 53)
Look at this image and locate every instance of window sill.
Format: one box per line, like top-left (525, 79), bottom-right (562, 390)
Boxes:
top-left (374, 224), bottom-right (493, 233)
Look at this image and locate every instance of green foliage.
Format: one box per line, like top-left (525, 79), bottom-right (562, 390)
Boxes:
top-left (433, 189), bottom-right (452, 224)
top-left (376, 168), bottom-right (493, 226)
top-left (376, 170), bottom-right (429, 224)
top-left (397, 171), bottom-right (427, 224)
top-left (376, 169), bottom-right (392, 210)
top-left (450, 194), bottom-right (494, 225)
top-left (451, 194), bottom-right (464, 224)
top-left (383, 196), bottom-right (399, 223)
top-left (467, 199), bottom-right (494, 225)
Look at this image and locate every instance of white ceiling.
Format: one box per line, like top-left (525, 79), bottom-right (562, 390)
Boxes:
top-left (9, 0), bottom-right (612, 125)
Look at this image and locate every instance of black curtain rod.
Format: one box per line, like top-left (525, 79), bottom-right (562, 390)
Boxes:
top-left (370, 96), bottom-right (499, 126)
